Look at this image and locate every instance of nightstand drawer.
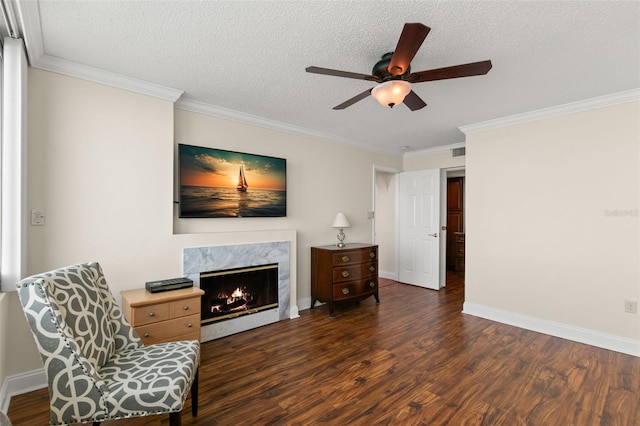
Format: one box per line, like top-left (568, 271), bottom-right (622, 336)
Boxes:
top-left (132, 303), bottom-right (170, 326)
top-left (169, 297), bottom-right (201, 318)
top-left (331, 248), bottom-right (377, 265)
top-left (332, 278), bottom-right (378, 301)
top-left (136, 313), bottom-right (200, 345)
top-left (332, 262), bottom-right (377, 283)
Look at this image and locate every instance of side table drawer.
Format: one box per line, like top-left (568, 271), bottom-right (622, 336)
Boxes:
top-left (169, 297), bottom-right (201, 318)
top-left (332, 262), bottom-right (377, 283)
top-left (331, 248), bottom-right (377, 265)
top-left (136, 313), bottom-right (200, 345)
top-left (332, 278), bottom-right (378, 301)
top-left (132, 303), bottom-right (170, 326)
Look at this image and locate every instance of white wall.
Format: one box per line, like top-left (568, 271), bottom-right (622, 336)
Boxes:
top-left (465, 101), bottom-right (639, 345)
top-left (374, 171), bottom-right (397, 278)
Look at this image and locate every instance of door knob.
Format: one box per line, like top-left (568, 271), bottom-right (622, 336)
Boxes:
top-left (429, 233), bottom-right (438, 237)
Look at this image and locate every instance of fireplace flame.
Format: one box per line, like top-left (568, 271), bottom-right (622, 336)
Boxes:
top-left (199, 263), bottom-right (279, 325)
top-left (211, 286), bottom-right (253, 314)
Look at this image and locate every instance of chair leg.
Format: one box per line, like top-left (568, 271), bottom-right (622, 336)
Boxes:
top-left (191, 369), bottom-right (199, 417)
top-left (169, 411), bottom-right (182, 426)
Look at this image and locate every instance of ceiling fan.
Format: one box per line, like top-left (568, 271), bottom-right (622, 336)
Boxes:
top-left (306, 23), bottom-right (492, 111)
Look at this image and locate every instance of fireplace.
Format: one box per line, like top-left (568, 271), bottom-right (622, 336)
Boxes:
top-left (200, 263), bottom-right (278, 324)
top-left (183, 241), bottom-right (297, 341)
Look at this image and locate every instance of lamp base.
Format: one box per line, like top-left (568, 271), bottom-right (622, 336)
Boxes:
top-left (336, 229), bottom-right (346, 248)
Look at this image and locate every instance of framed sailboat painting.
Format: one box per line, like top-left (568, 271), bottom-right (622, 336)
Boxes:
top-left (178, 144), bottom-right (287, 218)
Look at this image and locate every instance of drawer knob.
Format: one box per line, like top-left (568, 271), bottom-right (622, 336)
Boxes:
top-left (369, 281), bottom-right (375, 288)
top-left (143, 332), bottom-right (150, 338)
top-left (341, 270), bottom-right (350, 278)
top-left (369, 251), bottom-right (375, 258)
top-left (341, 255), bottom-right (350, 262)
top-left (341, 288), bottom-right (350, 295)
top-left (369, 266), bottom-right (376, 273)
top-left (148, 312), bottom-right (155, 317)
top-left (187, 323), bottom-right (193, 328)
top-left (183, 306), bottom-right (189, 311)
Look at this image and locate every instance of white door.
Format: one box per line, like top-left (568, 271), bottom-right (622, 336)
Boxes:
top-left (398, 169), bottom-right (440, 289)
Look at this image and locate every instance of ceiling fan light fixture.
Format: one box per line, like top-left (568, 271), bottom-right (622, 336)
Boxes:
top-left (371, 80), bottom-right (411, 108)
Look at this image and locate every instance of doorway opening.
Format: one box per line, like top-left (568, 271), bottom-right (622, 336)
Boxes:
top-left (372, 165), bottom-right (465, 289)
top-left (446, 174), bottom-right (465, 274)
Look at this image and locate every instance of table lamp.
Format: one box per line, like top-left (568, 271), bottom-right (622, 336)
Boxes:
top-left (332, 212), bottom-right (351, 248)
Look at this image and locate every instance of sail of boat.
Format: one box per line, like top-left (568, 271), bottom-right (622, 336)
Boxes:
top-left (237, 164), bottom-right (248, 192)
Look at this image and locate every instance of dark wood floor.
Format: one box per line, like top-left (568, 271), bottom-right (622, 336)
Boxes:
top-left (8, 272), bottom-right (640, 425)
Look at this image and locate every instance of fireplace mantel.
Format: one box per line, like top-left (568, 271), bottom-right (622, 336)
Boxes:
top-left (183, 241), bottom-right (297, 341)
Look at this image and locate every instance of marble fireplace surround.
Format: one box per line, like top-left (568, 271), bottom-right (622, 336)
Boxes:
top-left (183, 241), bottom-right (298, 341)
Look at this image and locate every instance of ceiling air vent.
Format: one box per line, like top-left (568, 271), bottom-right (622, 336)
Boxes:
top-left (451, 147), bottom-right (466, 157)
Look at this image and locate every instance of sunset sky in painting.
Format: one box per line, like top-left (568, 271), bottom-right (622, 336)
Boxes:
top-left (179, 145), bottom-right (286, 191)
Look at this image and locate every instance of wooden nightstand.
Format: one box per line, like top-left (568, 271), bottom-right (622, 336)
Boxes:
top-left (311, 243), bottom-right (379, 316)
top-left (121, 287), bottom-right (204, 345)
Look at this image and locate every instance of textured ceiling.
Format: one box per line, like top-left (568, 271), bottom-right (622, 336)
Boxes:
top-left (16, 1), bottom-right (640, 156)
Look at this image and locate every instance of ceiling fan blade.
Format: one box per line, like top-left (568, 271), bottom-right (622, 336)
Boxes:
top-left (403, 90), bottom-right (427, 111)
top-left (306, 66), bottom-right (380, 82)
top-left (388, 23), bottom-right (431, 76)
top-left (408, 60), bottom-right (493, 83)
top-left (333, 89), bottom-right (373, 110)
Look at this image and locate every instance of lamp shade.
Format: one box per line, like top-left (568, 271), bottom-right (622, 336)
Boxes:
top-left (332, 212), bottom-right (351, 228)
top-left (371, 80), bottom-right (411, 108)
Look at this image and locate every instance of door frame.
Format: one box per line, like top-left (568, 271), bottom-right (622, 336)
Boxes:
top-left (373, 164), bottom-right (465, 288)
top-left (372, 165), bottom-right (401, 281)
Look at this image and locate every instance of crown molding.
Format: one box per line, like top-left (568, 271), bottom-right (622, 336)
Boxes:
top-left (459, 88), bottom-right (640, 135)
top-left (14, 0), bottom-right (183, 102)
top-left (175, 97), bottom-right (400, 157)
top-left (34, 55), bottom-right (184, 102)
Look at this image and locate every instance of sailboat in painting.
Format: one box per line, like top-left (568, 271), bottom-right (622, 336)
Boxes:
top-left (237, 164), bottom-right (248, 192)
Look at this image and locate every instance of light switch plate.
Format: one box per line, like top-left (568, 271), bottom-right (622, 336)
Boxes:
top-left (31, 209), bottom-right (45, 226)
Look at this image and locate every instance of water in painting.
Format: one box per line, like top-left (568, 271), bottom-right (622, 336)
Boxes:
top-left (180, 185), bottom-right (286, 218)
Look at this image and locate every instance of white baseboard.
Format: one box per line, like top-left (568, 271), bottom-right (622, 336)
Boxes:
top-left (289, 304), bottom-right (300, 319)
top-left (0, 368), bottom-right (47, 413)
top-left (297, 296), bottom-right (312, 311)
top-left (463, 302), bottom-right (640, 357)
top-left (378, 270), bottom-right (397, 280)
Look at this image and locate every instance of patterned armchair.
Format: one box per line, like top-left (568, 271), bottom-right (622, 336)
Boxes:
top-left (16, 262), bottom-right (199, 426)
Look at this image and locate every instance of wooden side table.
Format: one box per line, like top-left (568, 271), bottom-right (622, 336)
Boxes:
top-left (311, 243), bottom-right (379, 316)
top-left (121, 287), bottom-right (204, 345)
